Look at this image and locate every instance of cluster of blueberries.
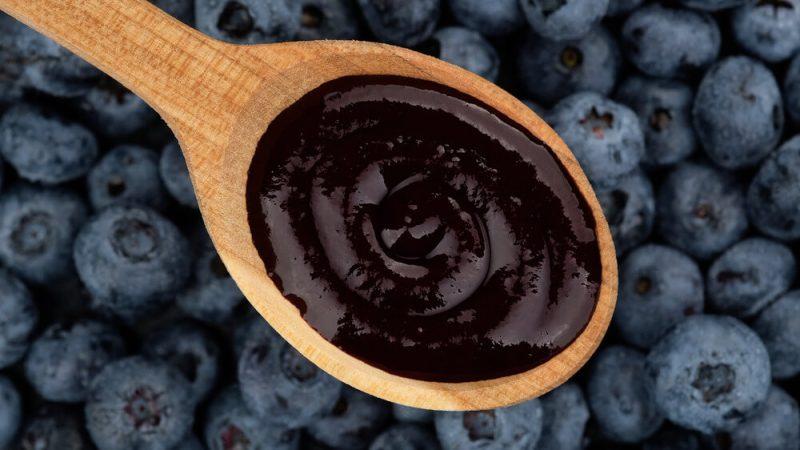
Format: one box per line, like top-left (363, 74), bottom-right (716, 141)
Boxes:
top-left (2, 0), bottom-right (800, 449)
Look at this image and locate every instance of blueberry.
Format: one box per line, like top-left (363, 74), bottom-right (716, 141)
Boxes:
top-left (606, 0), bottom-right (643, 16)
top-left (420, 27), bottom-right (499, 81)
top-left (88, 145), bottom-right (170, 211)
top-left (615, 244), bottom-right (704, 349)
top-left (435, 399), bottom-right (542, 450)
top-left (753, 290), bottom-right (800, 379)
top-left (0, 15), bottom-right (25, 106)
top-left (712, 385), bottom-right (800, 450)
top-left (615, 76), bottom-right (696, 167)
top-left (622, 4), bottom-right (720, 79)
top-left (657, 162), bottom-right (747, 260)
top-left (520, 0), bottom-right (608, 41)
top-left (0, 268), bottom-right (36, 369)
top-left (357, 0), bottom-right (441, 47)
top-left (76, 78), bottom-right (158, 140)
top-left (643, 425), bottom-right (701, 450)
top-left (732, 0), bottom-right (800, 63)
top-left (548, 91), bottom-right (644, 187)
top-left (392, 404), bottom-right (434, 424)
top-left (1, 19), bottom-right (100, 97)
top-left (24, 320), bottom-right (126, 403)
top-left (143, 321), bottom-right (220, 403)
top-left (0, 376), bottom-right (21, 449)
top-left (232, 310), bottom-right (274, 359)
top-left (295, 0), bottom-right (361, 40)
top-left (85, 356), bottom-right (195, 450)
top-left (195, 0), bottom-right (300, 44)
top-left (177, 245), bottom-right (243, 324)
top-left (595, 169), bottom-right (655, 255)
top-left (150, 0), bottom-right (195, 25)
top-left (369, 424), bottom-right (439, 450)
top-left (447, 0), bottom-right (524, 36)
top-left (74, 205), bottom-right (191, 322)
top-left (15, 407), bottom-right (92, 450)
top-left (517, 26), bottom-right (621, 106)
top-left (786, 53), bottom-right (800, 124)
top-left (238, 330), bottom-right (342, 428)
top-left (307, 388), bottom-right (392, 450)
top-left (678, 0), bottom-right (746, 11)
top-left (204, 385), bottom-right (299, 450)
top-left (747, 135), bottom-right (800, 240)
top-left (693, 56), bottom-right (783, 169)
top-left (537, 382), bottom-right (589, 450)
top-left (172, 434), bottom-right (204, 450)
top-left (0, 103), bottom-right (98, 185)
top-left (707, 238), bottom-right (795, 318)
top-left (646, 315), bottom-right (771, 434)
top-left (159, 141), bottom-right (198, 209)
top-left (0, 184), bottom-right (88, 283)
top-left (588, 346), bottom-right (663, 443)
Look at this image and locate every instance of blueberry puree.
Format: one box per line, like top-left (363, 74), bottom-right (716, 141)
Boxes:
top-left (246, 75), bottom-right (602, 382)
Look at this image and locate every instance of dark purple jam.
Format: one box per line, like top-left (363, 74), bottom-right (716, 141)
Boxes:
top-left (246, 75), bottom-right (601, 382)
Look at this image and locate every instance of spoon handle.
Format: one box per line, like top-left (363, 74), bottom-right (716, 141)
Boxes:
top-left (0, 0), bottom-right (243, 132)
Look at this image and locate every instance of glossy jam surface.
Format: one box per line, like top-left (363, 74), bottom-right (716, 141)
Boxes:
top-left (247, 76), bottom-right (601, 382)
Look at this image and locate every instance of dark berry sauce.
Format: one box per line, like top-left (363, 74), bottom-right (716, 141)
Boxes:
top-left (246, 75), bottom-right (601, 382)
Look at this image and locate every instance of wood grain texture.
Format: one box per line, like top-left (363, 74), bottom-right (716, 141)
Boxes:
top-left (0, 0), bottom-right (618, 410)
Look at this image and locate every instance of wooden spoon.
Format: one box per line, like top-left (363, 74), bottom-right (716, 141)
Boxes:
top-left (0, 0), bottom-right (617, 410)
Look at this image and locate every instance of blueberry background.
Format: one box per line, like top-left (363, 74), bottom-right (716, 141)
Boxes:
top-left (1, 0), bottom-right (800, 449)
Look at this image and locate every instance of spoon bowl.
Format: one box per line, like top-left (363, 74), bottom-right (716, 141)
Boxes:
top-left (0, 0), bottom-right (617, 410)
